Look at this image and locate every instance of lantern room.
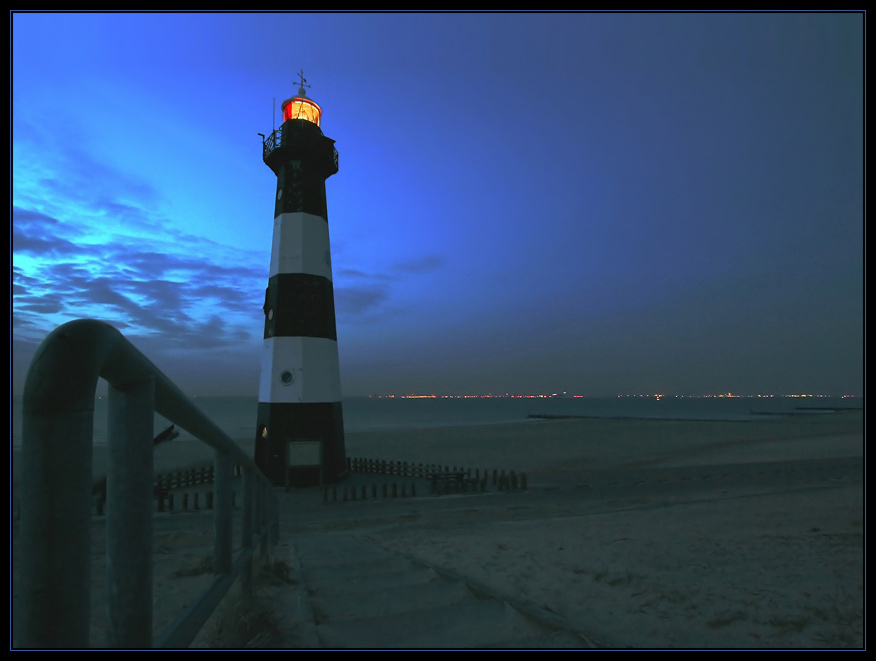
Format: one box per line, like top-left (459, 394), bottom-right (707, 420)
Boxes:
top-left (282, 91), bottom-right (322, 126)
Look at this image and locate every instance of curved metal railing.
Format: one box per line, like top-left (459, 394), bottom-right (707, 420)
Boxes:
top-left (262, 127), bottom-right (339, 174)
top-left (17, 319), bottom-right (279, 648)
top-left (263, 128), bottom-right (281, 161)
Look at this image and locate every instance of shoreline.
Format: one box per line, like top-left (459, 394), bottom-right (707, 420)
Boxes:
top-left (12, 409), bottom-right (863, 484)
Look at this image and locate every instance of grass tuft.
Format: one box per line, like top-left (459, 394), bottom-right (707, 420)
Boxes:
top-left (260, 557), bottom-right (295, 587)
top-left (172, 554), bottom-right (213, 578)
top-left (767, 616), bottom-right (810, 633)
top-left (197, 551), bottom-right (293, 648)
top-left (706, 610), bottom-right (746, 629)
top-left (199, 592), bottom-right (284, 648)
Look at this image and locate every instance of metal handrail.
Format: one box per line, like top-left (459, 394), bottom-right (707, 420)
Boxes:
top-left (17, 319), bottom-right (279, 648)
top-left (263, 128), bottom-right (281, 161)
top-left (262, 126), bottom-right (339, 176)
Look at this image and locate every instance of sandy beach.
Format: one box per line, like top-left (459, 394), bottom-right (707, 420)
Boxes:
top-left (11, 410), bottom-right (864, 648)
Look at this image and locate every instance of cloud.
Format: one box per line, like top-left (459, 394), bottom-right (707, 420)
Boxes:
top-left (13, 294), bottom-right (65, 315)
top-left (334, 283), bottom-right (390, 317)
top-left (392, 254), bottom-right (444, 274)
top-left (331, 254), bottom-right (445, 319)
top-left (11, 207), bottom-right (90, 255)
top-left (335, 267), bottom-right (392, 281)
top-left (12, 197), bottom-right (266, 358)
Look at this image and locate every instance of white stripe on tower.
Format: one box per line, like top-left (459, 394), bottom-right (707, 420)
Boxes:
top-left (260, 210), bottom-right (341, 404)
top-left (259, 337), bottom-right (342, 403)
top-left (268, 212), bottom-right (333, 282)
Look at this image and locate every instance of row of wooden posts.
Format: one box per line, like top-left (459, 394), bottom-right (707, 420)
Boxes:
top-left (90, 464), bottom-right (246, 516)
top-left (347, 457), bottom-right (527, 491)
top-left (152, 464), bottom-right (244, 492)
top-left (321, 471), bottom-right (526, 503)
top-left (347, 457), bottom-right (475, 478)
top-left (85, 459), bottom-right (528, 515)
top-left (324, 481), bottom-right (419, 503)
top-left (93, 485), bottom-right (232, 516)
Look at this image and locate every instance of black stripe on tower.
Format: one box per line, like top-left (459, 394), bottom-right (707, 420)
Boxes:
top-left (263, 273), bottom-right (337, 340)
top-left (266, 118), bottom-right (338, 218)
top-left (254, 401), bottom-right (346, 487)
top-left (274, 164), bottom-right (329, 218)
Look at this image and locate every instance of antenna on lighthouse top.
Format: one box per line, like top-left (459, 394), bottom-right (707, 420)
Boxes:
top-left (296, 69), bottom-right (312, 97)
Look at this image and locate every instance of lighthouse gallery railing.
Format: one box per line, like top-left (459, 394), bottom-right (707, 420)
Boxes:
top-left (262, 126), bottom-right (339, 172)
top-left (17, 319), bottom-right (279, 648)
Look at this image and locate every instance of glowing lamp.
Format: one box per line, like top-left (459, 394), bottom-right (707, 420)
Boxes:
top-left (281, 92), bottom-right (322, 126)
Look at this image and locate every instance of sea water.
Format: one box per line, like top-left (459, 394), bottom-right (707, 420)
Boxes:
top-left (10, 394), bottom-right (859, 448)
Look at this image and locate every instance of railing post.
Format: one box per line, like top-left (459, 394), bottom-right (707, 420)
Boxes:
top-left (19, 399), bottom-right (94, 648)
top-left (240, 468), bottom-right (255, 594)
top-left (106, 377), bottom-right (154, 648)
top-left (270, 490), bottom-right (279, 545)
top-left (242, 468), bottom-right (254, 547)
top-left (214, 451), bottom-right (233, 575)
top-left (252, 481), bottom-right (261, 533)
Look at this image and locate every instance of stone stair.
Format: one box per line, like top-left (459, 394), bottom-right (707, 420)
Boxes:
top-left (290, 531), bottom-right (589, 649)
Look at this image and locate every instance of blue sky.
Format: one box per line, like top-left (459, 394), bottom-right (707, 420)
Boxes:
top-left (12, 12), bottom-right (864, 396)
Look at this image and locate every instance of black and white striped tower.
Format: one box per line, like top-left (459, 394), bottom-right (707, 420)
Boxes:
top-left (254, 72), bottom-right (347, 487)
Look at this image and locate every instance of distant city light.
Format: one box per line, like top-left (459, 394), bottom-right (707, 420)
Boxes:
top-left (367, 392), bottom-right (853, 399)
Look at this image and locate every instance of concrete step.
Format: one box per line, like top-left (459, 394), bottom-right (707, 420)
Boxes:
top-left (291, 532), bottom-right (584, 649)
top-left (306, 562), bottom-right (441, 594)
top-left (295, 543), bottom-right (392, 568)
top-left (311, 580), bottom-right (476, 621)
top-left (477, 630), bottom-right (594, 649)
top-left (315, 599), bottom-right (547, 649)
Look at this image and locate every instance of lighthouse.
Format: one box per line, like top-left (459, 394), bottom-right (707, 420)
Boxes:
top-left (254, 72), bottom-right (347, 487)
